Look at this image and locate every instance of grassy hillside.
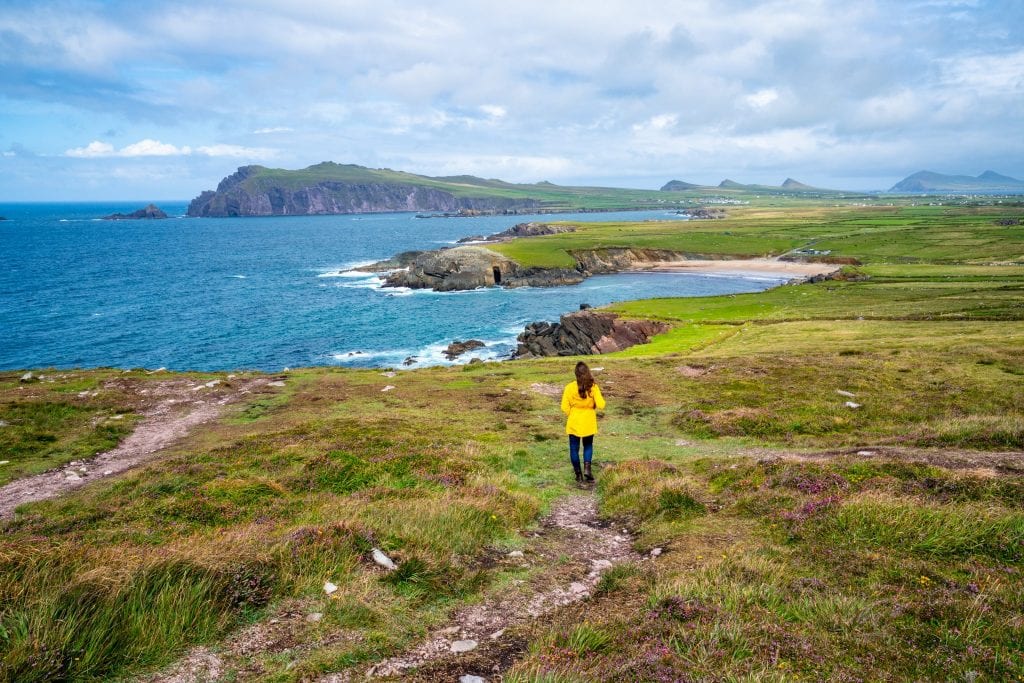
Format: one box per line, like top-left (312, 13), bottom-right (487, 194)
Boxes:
top-left (1, 201), bottom-right (1022, 681)
top-left (489, 204), bottom-right (1024, 268)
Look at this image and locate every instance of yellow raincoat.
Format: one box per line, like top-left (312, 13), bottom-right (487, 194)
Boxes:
top-left (561, 381), bottom-right (606, 436)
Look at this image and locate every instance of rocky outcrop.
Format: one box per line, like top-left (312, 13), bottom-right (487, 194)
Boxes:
top-left (569, 248), bottom-right (716, 274)
top-left (484, 222), bottom-right (578, 241)
top-left (383, 247), bottom-right (518, 291)
top-left (380, 246), bottom-right (585, 291)
top-left (103, 204), bottom-right (168, 220)
top-left (443, 340), bottom-right (485, 360)
top-left (513, 310), bottom-right (669, 359)
top-left (457, 222), bottom-right (577, 244)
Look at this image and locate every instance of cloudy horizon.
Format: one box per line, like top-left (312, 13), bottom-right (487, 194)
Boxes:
top-left (1, 0), bottom-right (1022, 200)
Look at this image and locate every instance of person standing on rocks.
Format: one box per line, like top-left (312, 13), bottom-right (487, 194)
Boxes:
top-left (561, 361), bottom-right (606, 483)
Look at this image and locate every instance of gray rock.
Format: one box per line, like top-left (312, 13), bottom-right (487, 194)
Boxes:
top-left (513, 310), bottom-right (669, 359)
top-left (371, 548), bottom-right (398, 570)
top-left (444, 340), bottom-right (485, 360)
top-left (450, 639), bottom-right (478, 653)
top-left (103, 204), bottom-right (168, 220)
top-left (460, 676), bottom-right (487, 683)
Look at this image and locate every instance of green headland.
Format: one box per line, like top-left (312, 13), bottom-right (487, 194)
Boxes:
top-left (1, 196), bottom-right (1022, 681)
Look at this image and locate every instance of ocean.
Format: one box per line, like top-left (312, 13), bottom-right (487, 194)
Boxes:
top-left (0, 203), bottom-right (789, 371)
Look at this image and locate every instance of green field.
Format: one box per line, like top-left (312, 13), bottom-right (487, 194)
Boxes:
top-left (489, 204), bottom-right (1024, 267)
top-left (1, 201), bottom-right (1022, 681)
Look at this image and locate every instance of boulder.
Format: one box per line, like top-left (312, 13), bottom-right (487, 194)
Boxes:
top-left (444, 340), bottom-right (485, 360)
top-left (513, 310), bottom-right (669, 359)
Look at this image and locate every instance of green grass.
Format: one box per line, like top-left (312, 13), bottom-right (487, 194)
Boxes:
top-left (490, 204), bottom-right (1024, 269)
top-left (508, 455), bottom-right (1024, 682)
top-left (0, 372), bottom-right (142, 485)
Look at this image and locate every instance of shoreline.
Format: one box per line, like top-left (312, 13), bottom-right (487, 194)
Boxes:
top-left (624, 257), bottom-right (841, 278)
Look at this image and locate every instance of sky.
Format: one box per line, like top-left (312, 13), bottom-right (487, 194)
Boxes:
top-left (1, 0), bottom-right (1022, 200)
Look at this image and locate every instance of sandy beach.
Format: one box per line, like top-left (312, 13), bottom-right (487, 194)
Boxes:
top-left (630, 258), bottom-right (841, 279)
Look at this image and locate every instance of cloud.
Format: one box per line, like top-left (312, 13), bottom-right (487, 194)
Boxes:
top-left (65, 139), bottom-right (274, 159)
top-left (2, 0), bottom-right (1022, 197)
top-left (744, 88), bottom-right (779, 109)
top-left (65, 141), bottom-right (116, 158)
top-left (479, 104), bottom-right (506, 119)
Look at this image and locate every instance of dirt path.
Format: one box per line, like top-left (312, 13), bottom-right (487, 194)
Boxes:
top-left (146, 492), bottom-right (640, 683)
top-left (0, 376), bottom-right (272, 518)
top-left (324, 493), bottom-right (640, 682)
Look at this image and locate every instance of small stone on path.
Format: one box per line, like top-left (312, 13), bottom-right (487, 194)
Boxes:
top-left (267, 381), bottom-right (286, 387)
top-left (306, 612), bottom-right (323, 623)
top-left (650, 547), bottom-right (663, 557)
top-left (323, 581), bottom-right (338, 595)
top-left (836, 389), bottom-right (856, 397)
top-left (508, 550), bottom-right (524, 558)
top-left (450, 639), bottom-right (478, 654)
top-left (844, 401), bottom-right (862, 409)
top-left (460, 676), bottom-right (486, 683)
top-left (381, 371), bottom-right (396, 378)
top-left (856, 450), bottom-right (876, 456)
top-left (381, 385), bottom-right (396, 392)
top-left (372, 548), bottom-right (398, 570)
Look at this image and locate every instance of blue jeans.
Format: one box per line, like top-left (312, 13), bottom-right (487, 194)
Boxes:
top-left (568, 434), bottom-right (594, 469)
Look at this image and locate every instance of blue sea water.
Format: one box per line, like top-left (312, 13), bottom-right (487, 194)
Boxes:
top-left (0, 203), bottom-right (789, 371)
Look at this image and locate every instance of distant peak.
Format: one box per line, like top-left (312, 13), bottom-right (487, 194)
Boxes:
top-left (781, 178), bottom-right (814, 190)
top-left (660, 179), bottom-right (700, 191)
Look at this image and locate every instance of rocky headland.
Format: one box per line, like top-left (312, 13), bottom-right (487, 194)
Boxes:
top-left (513, 309), bottom-right (669, 358)
top-left (102, 204), bottom-right (168, 220)
top-left (362, 245), bottom-right (585, 291)
top-left (188, 165), bottom-right (543, 217)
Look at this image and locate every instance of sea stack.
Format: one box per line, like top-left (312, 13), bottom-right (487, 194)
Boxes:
top-left (102, 204), bottom-right (169, 220)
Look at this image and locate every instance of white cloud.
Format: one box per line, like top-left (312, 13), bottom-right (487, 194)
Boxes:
top-left (65, 141), bottom-right (116, 158)
top-left (632, 114), bottom-right (678, 133)
top-left (64, 139), bottom-right (274, 159)
top-left (479, 104), bottom-right (507, 119)
top-left (744, 88), bottom-right (779, 109)
top-left (252, 126), bottom-right (294, 134)
top-left (195, 144), bottom-right (274, 158)
top-left (120, 139), bottom-right (189, 156)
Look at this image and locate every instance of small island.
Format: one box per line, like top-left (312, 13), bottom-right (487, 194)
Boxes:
top-left (102, 204), bottom-right (169, 220)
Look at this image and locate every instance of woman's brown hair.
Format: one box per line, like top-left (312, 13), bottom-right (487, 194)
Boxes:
top-left (575, 361), bottom-right (594, 399)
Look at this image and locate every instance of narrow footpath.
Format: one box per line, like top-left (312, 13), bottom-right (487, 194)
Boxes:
top-left (0, 376), bottom-right (271, 518)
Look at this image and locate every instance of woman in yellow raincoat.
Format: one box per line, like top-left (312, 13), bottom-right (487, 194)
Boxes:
top-left (561, 361), bottom-right (606, 482)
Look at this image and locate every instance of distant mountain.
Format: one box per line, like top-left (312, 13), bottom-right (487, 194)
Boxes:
top-left (716, 178), bottom-right (831, 193)
top-left (659, 180), bottom-right (701, 191)
top-left (889, 170), bottom-right (1024, 193)
top-left (186, 162), bottom-right (673, 217)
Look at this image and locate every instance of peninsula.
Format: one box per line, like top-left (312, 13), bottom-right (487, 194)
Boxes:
top-left (186, 162), bottom-right (865, 217)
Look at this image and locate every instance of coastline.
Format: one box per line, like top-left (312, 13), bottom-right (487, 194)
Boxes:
top-left (623, 257), bottom-right (841, 279)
